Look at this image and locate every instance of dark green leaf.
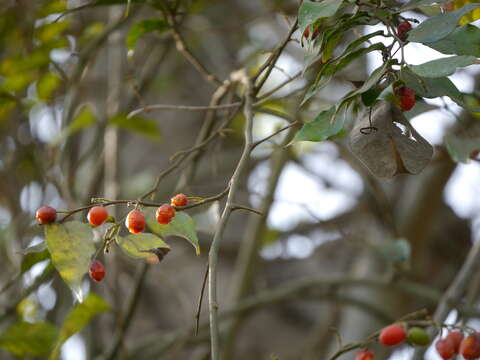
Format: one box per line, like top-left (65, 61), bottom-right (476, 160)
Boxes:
top-left (408, 3), bottom-right (480, 43)
top-left (109, 114), bottom-right (161, 140)
top-left (49, 293), bottom-right (110, 360)
top-left (21, 248), bottom-right (50, 275)
top-left (147, 211), bottom-right (200, 255)
top-left (426, 24), bottom-right (480, 57)
top-left (45, 221), bottom-right (96, 302)
top-left (409, 55), bottom-right (478, 78)
top-left (292, 107), bottom-right (343, 142)
top-left (126, 19), bottom-right (169, 50)
top-left (0, 321), bottom-right (58, 357)
top-left (116, 233), bottom-right (170, 259)
top-left (298, 0), bottom-right (344, 32)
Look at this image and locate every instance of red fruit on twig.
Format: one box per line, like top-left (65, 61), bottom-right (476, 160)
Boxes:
top-left (396, 87), bottom-right (416, 111)
top-left (397, 21), bottom-right (412, 41)
top-left (89, 260), bottom-right (105, 282)
top-left (156, 204), bottom-right (176, 225)
top-left (171, 193), bottom-right (188, 207)
top-left (36, 206), bottom-right (57, 225)
top-left (355, 349), bottom-right (374, 360)
top-left (379, 324), bottom-right (406, 347)
top-left (460, 333), bottom-right (480, 359)
top-left (436, 338), bottom-right (456, 359)
top-left (87, 206), bottom-right (108, 227)
top-left (125, 209), bottom-right (145, 234)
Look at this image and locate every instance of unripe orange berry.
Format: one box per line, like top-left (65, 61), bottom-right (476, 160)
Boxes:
top-left (171, 193), bottom-right (188, 207)
top-left (87, 206), bottom-right (108, 227)
top-left (460, 333), bottom-right (480, 359)
top-left (89, 260), bottom-right (105, 282)
top-left (125, 209), bottom-right (145, 234)
top-left (156, 204), bottom-right (176, 225)
top-left (355, 349), bottom-right (374, 360)
top-left (379, 324), bottom-right (406, 347)
top-left (35, 206), bottom-right (57, 225)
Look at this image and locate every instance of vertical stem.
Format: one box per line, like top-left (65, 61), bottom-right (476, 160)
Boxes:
top-left (208, 71), bottom-right (254, 360)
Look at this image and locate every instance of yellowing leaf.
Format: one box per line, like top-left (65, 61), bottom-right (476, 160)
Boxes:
top-left (45, 221), bottom-right (96, 302)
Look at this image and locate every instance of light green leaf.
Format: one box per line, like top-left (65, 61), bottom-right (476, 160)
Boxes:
top-left (53, 106), bottom-right (96, 144)
top-left (401, 0), bottom-right (450, 11)
top-left (147, 211), bottom-right (200, 255)
top-left (0, 321), bottom-right (58, 357)
top-left (45, 221), bottom-right (96, 302)
top-left (37, 72), bottom-right (61, 101)
top-left (49, 294), bottom-right (109, 360)
top-left (445, 134), bottom-right (480, 163)
top-left (408, 3), bottom-right (480, 43)
top-left (109, 114), bottom-right (161, 140)
top-left (426, 24), bottom-right (480, 57)
top-left (298, 0), bottom-right (344, 32)
top-left (116, 233), bottom-right (170, 259)
top-left (126, 18), bottom-right (169, 50)
top-left (292, 107), bottom-right (342, 142)
top-left (409, 55), bottom-right (478, 78)
top-left (400, 67), bottom-right (462, 99)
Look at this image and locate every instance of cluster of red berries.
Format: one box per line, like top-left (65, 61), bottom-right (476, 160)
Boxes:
top-left (355, 324), bottom-right (480, 360)
top-left (35, 193), bottom-right (189, 283)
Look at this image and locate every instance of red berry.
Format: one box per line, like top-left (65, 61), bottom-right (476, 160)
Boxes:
top-left (397, 21), bottom-right (412, 41)
top-left (87, 206), bottom-right (108, 227)
top-left (125, 209), bottom-right (145, 234)
top-left (156, 204), bottom-right (176, 225)
top-left (89, 260), bottom-right (105, 282)
top-left (471, 150), bottom-right (479, 160)
top-left (460, 333), bottom-right (480, 359)
top-left (396, 87), bottom-right (416, 111)
top-left (379, 324), bottom-right (406, 347)
top-left (35, 206), bottom-right (57, 225)
top-left (446, 331), bottom-right (464, 353)
top-left (436, 338), bottom-right (456, 360)
top-left (355, 349), bottom-right (374, 360)
top-left (171, 193), bottom-right (188, 207)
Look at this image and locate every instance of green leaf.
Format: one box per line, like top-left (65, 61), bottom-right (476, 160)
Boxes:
top-left (401, 0), bottom-right (450, 11)
top-left (400, 67), bottom-right (462, 99)
top-left (0, 321), bottom-right (58, 357)
top-left (49, 294), bottom-right (109, 360)
top-left (37, 72), bottom-right (61, 101)
top-left (147, 211), bottom-right (200, 255)
top-left (445, 133), bottom-right (480, 163)
top-left (116, 233), bottom-right (170, 259)
top-left (45, 221), bottom-right (96, 302)
top-left (298, 0), bottom-right (344, 32)
top-left (409, 55), bottom-right (478, 78)
top-left (53, 106), bottom-right (96, 144)
top-left (344, 61), bottom-right (390, 101)
top-left (408, 3), bottom-right (480, 43)
top-left (292, 107), bottom-right (343, 142)
top-left (126, 19), bottom-right (169, 50)
top-left (35, 21), bottom-right (69, 43)
top-left (21, 248), bottom-right (50, 275)
top-left (109, 114), bottom-right (161, 140)
top-left (426, 24), bottom-right (480, 57)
